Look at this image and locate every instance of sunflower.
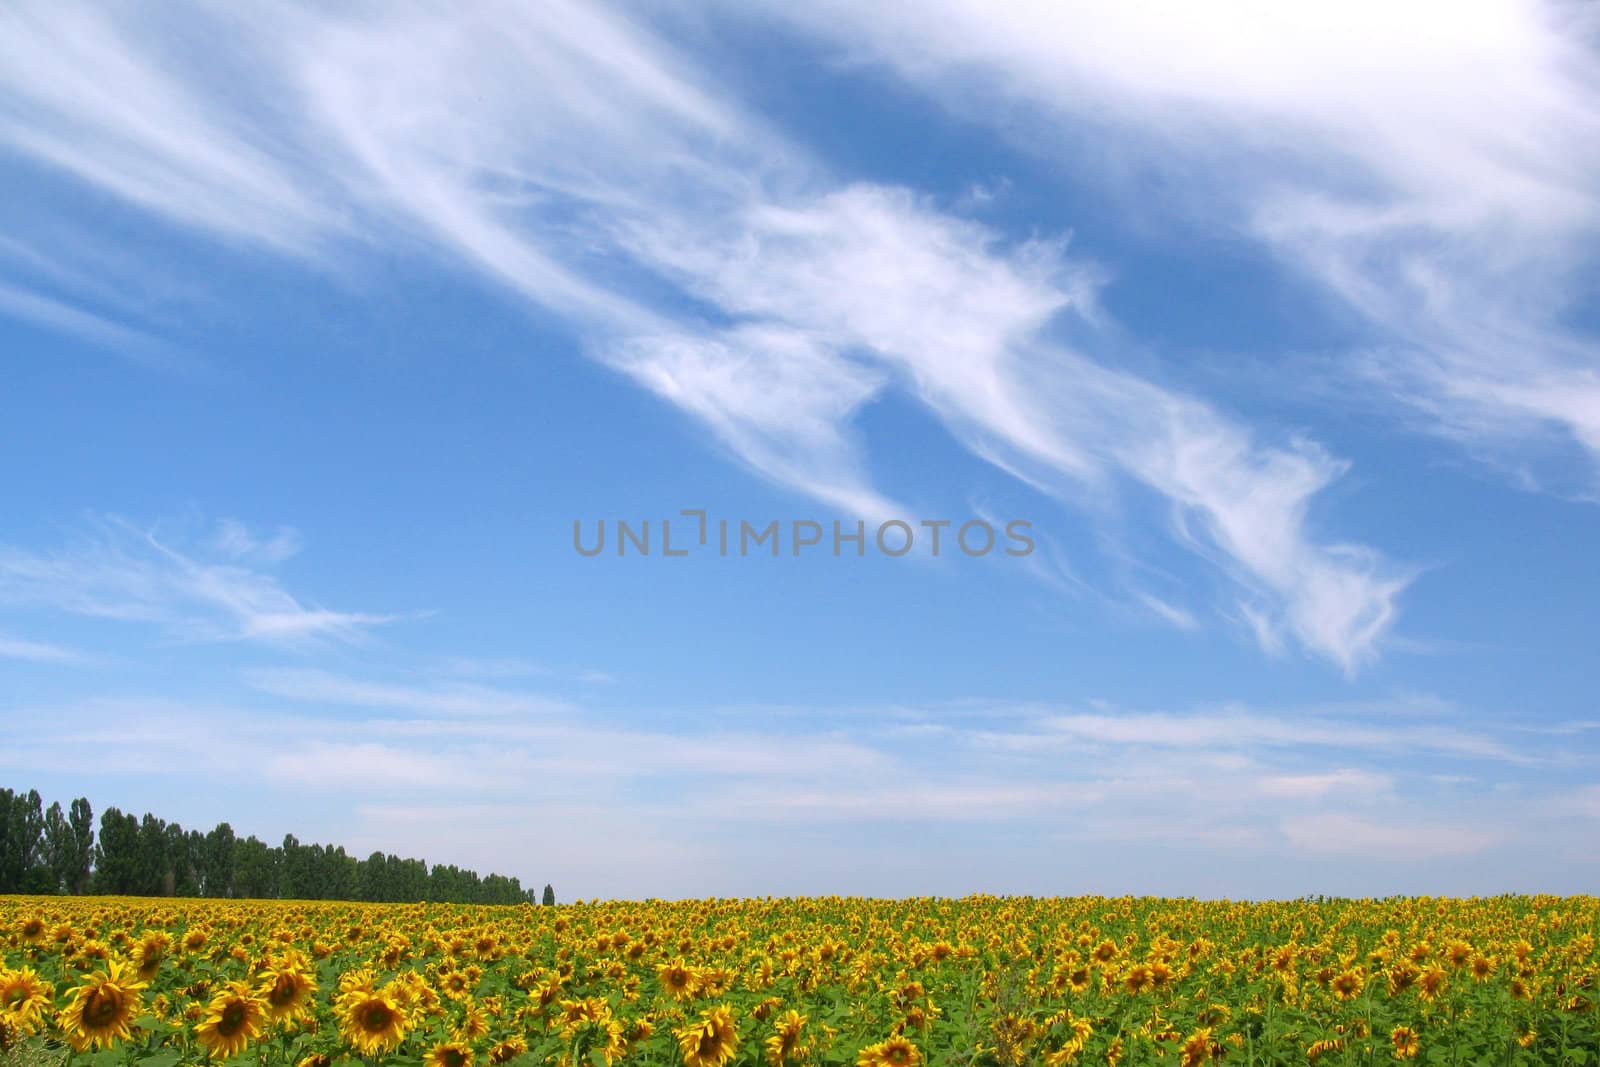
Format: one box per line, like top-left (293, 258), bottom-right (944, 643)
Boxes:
top-left (0, 967), bottom-right (54, 1035)
top-left (441, 969), bottom-right (474, 1001)
top-left (676, 1004), bottom-right (739, 1067)
top-left (454, 999), bottom-right (491, 1043)
top-left (16, 917), bottom-right (47, 946)
top-left (1387, 963), bottom-right (1418, 995)
top-left (1390, 1026), bottom-right (1420, 1060)
top-left (259, 964), bottom-right (318, 1024)
top-left (58, 958), bottom-right (147, 1052)
top-left (534, 970), bottom-right (567, 1007)
top-left (426, 1040), bottom-right (475, 1067)
top-left (489, 1036), bottom-right (529, 1064)
top-left (390, 970), bottom-right (439, 1018)
top-left (659, 959), bottom-right (703, 1001)
top-left (338, 990), bottom-right (409, 1055)
top-left (195, 981), bottom-right (269, 1060)
top-left (765, 1010), bottom-right (809, 1067)
top-left (1417, 966), bottom-right (1447, 1002)
top-left (1329, 970), bottom-right (1364, 1001)
top-left (858, 1035), bottom-right (923, 1067)
top-left (1307, 1038), bottom-right (1345, 1061)
top-left (557, 997), bottom-right (609, 1035)
top-left (1179, 1029), bottom-right (1214, 1067)
top-left (599, 1019), bottom-right (632, 1065)
top-left (133, 932), bottom-right (171, 981)
top-left (1041, 1034), bottom-right (1080, 1067)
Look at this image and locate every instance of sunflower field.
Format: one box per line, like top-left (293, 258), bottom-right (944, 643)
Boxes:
top-left (1, 895), bottom-right (1596, 1067)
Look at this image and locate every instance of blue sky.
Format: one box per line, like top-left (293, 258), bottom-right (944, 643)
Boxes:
top-left (3, 0), bottom-right (1599, 899)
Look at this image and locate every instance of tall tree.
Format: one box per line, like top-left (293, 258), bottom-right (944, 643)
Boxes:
top-left (186, 828), bottom-right (208, 896)
top-left (94, 807), bottom-right (141, 894)
top-left (42, 801), bottom-right (70, 893)
top-left (0, 789), bottom-right (46, 892)
top-left (543, 883), bottom-right (556, 907)
top-left (233, 835), bottom-right (277, 898)
top-left (136, 813), bottom-right (170, 895)
top-left (204, 822), bottom-right (237, 897)
top-left (66, 797), bottom-right (94, 893)
top-left (279, 833), bottom-right (306, 899)
top-left (166, 821), bottom-right (198, 896)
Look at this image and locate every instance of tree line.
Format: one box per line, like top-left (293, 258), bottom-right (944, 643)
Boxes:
top-left (0, 786), bottom-right (556, 906)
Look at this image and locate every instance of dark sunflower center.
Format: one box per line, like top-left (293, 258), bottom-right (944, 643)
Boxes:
top-left (270, 977), bottom-right (297, 1005)
top-left (85, 990), bottom-right (122, 1027)
top-left (364, 1004), bottom-right (394, 1031)
top-left (219, 1001), bottom-right (248, 1035)
top-left (444, 1050), bottom-right (468, 1067)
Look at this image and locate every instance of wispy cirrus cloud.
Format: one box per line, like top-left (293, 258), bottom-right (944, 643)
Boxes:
top-left (754, 0), bottom-right (1600, 495)
top-left (0, 0), bottom-right (1415, 667)
top-left (0, 4), bottom-right (332, 253)
top-left (1256, 769), bottom-right (1393, 799)
top-left (0, 515), bottom-right (398, 647)
top-left (1280, 814), bottom-right (1502, 860)
top-left (243, 667), bottom-right (573, 718)
top-left (0, 631), bottom-right (90, 665)
top-left (0, 280), bottom-right (171, 366)
top-left (967, 706), bottom-right (1529, 765)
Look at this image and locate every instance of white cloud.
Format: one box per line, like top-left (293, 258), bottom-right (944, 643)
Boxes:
top-left (610, 184), bottom-right (1409, 667)
top-left (209, 520), bottom-right (303, 565)
top-left (244, 668), bottom-right (572, 718)
top-left (268, 742), bottom-right (462, 792)
top-left (697, 780), bottom-right (1094, 822)
top-left (1280, 813), bottom-right (1501, 859)
top-left (1256, 768), bottom-right (1392, 799)
top-left (0, 1), bottom-right (1417, 666)
top-left (754, 0), bottom-right (1600, 494)
top-left (989, 707), bottom-right (1524, 763)
top-left (0, 631), bottom-right (89, 665)
top-left (0, 515), bottom-right (397, 646)
top-left (1133, 592), bottom-right (1199, 631)
top-left (0, 280), bottom-right (168, 362)
top-left (0, 5), bottom-right (333, 253)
